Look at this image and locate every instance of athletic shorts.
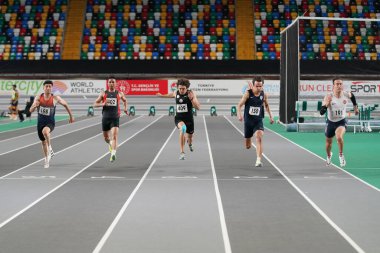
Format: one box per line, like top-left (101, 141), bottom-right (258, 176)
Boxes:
top-left (102, 117), bottom-right (119, 132)
top-left (325, 119), bottom-right (347, 138)
top-left (37, 123), bottom-right (55, 141)
top-left (244, 119), bottom-right (264, 138)
top-left (174, 117), bottom-right (194, 134)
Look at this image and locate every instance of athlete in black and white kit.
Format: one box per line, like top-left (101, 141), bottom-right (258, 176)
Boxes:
top-left (237, 76), bottom-right (274, 167)
top-left (320, 78), bottom-right (359, 167)
top-left (157, 79), bottom-right (201, 160)
top-left (94, 77), bottom-right (128, 162)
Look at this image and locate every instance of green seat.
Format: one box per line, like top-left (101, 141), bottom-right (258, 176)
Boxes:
top-left (81, 52), bottom-right (88, 60)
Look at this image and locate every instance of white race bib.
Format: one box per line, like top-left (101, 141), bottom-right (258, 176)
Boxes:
top-left (249, 106), bottom-right (261, 116)
top-left (38, 106), bottom-right (51, 116)
top-left (333, 109), bottom-right (344, 119)
top-left (176, 104), bottom-right (188, 113)
top-left (106, 98), bottom-right (117, 106)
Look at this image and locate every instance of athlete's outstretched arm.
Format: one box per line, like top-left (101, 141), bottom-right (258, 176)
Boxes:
top-left (188, 90), bottom-right (200, 110)
top-left (264, 93), bottom-right (274, 124)
top-left (93, 91), bottom-right (105, 107)
top-left (156, 92), bottom-right (175, 98)
top-left (237, 91), bottom-right (249, 121)
top-left (56, 96), bottom-right (74, 123)
top-left (120, 92), bottom-right (128, 115)
top-left (29, 96), bottom-right (40, 113)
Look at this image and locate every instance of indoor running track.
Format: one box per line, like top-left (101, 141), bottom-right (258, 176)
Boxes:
top-left (0, 115), bottom-right (379, 253)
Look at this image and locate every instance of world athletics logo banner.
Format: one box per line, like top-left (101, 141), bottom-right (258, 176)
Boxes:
top-left (52, 81), bottom-right (69, 94)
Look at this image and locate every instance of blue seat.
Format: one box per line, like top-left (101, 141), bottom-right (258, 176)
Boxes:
top-left (158, 44), bottom-right (166, 53)
top-left (152, 52), bottom-right (159, 59)
top-left (172, 36), bottom-right (179, 44)
top-left (107, 52), bottom-right (114, 59)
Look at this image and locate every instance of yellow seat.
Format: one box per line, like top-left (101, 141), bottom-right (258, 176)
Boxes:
top-left (256, 52), bottom-right (263, 60)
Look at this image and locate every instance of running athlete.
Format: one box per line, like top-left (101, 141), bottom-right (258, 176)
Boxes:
top-left (320, 78), bottom-right (359, 167)
top-left (237, 76), bottom-right (274, 167)
top-left (94, 77), bottom-right (128, 162)
top-left (8, 84), bottom-right (19, 120)
top-left (29, 80), bottom-right (74, 168)
top-left (157, 79), bottom-right (201, 160)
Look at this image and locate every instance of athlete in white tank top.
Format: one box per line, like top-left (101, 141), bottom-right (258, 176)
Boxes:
top-left (326, 91), bottom-right (350, 122)
top-left (320, 78), bottom-right (359, 167)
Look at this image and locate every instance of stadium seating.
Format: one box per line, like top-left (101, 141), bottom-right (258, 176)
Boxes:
top-left (81, 0), bottom-right (236, 60)
top-left (0, 0), bottom-right (67, 60)
top-left (253, 0), bottom-right (380, 60)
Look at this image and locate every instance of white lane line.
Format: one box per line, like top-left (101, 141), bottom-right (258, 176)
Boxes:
top-left (0, 116), bottom-right (99, 141)
top-left (0, 117), bottom-right (105, 156)
top-left (0, 116), bottom-right (144, 179)
top-left (225, 116), bottom-right (366, 253)
top-left (203, 115), bottom-right (232, 253)
top-left (0, 115), bottom-right (162, 229)
top-left (93, 126), bottom-right (176, 253)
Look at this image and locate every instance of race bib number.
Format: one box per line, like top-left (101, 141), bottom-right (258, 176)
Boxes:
top-left (333, 110), bottom-right (344, 118)
top-left (38, 106), bottom-right (51, 116)
top-left (249, 106), bottom-right (261, 116)
top-left (176, 104), bottom-right (188, 113)
top-left (106, 98), bottom-right (117, 106)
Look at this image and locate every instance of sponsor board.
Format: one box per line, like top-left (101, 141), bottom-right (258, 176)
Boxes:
top-left (107, 80), bottom-right (168, 95)
top-left (0, 80), bottom-right (106, 96)
top-left (300, 80), bottom-right (380, 97)
top-left (168, 79), bottom-right (280, 96)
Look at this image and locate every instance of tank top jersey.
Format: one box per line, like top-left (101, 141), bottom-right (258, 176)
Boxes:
top-left (102, 90), bottom-right (120, 118)
top-left (244, 90), bottom-right (265, 121)
top-left (37, 94), bottom-right (56, 125)
top-left (327, 91), bottom-right (350, 122)
top-left (175, 90), bottom-right (193, 120)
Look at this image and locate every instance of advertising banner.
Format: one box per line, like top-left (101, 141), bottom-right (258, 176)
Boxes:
top-left (107, 80), bottom-right (168, 95)
top-left (168, 79), bottom-right (280, 96)
top-left (300, 80), bottom-right (380, 97)
top-left (0, 80), bottom-right (106, 96)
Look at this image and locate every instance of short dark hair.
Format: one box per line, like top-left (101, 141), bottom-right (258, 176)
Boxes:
top-left (332, 77), bottom-right (343, 84)
top-left (43, 80), bottom-right (54, 86)
top-left (177, 78), bottom-right (190, 88)
top-left (253, 76), bottom-right (264, 84)
top-left (108, 76), bottom-right (116, 81)
top-left (12, 84), bottom-right (17, 88)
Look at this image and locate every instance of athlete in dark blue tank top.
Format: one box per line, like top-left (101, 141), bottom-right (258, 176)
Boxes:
top-left (237, 77), bottom-right (274, 167)
top-left (243, 89), bottom-right (265, 122)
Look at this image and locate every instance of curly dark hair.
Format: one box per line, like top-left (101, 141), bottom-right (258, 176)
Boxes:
top-left (177, 78), bottom-right (190, 88)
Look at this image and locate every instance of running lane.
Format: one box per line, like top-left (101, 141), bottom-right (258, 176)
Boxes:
top-left (0, 116), bottom-right (174, 253)
top-left (97, 116), bottom-right (226, 253)
top-left (205, 116), bottom-right (357, 253)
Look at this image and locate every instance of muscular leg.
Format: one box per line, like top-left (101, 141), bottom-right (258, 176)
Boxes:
top-left (177, 122), bottom-right (185, 153)
top-left (187, 133), bottom-right (193, 145)
top-left (245, 138), bottom-right (252, 149)
top-left (325, 137), bottom-right (333, 156)
top-left (41, 140), bottom-right (48, 158)
top-left (255, 130), bottom-right (264, 160)
top-left (110, 127), bottom-right (119, 151)
top-left (42, 127), bottom-right (52, 153)
top-left (335, 126), bottom-right (346, 155)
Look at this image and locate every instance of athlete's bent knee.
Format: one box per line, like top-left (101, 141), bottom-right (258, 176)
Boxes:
top-left (181, 124), bottom-right (187, 134)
